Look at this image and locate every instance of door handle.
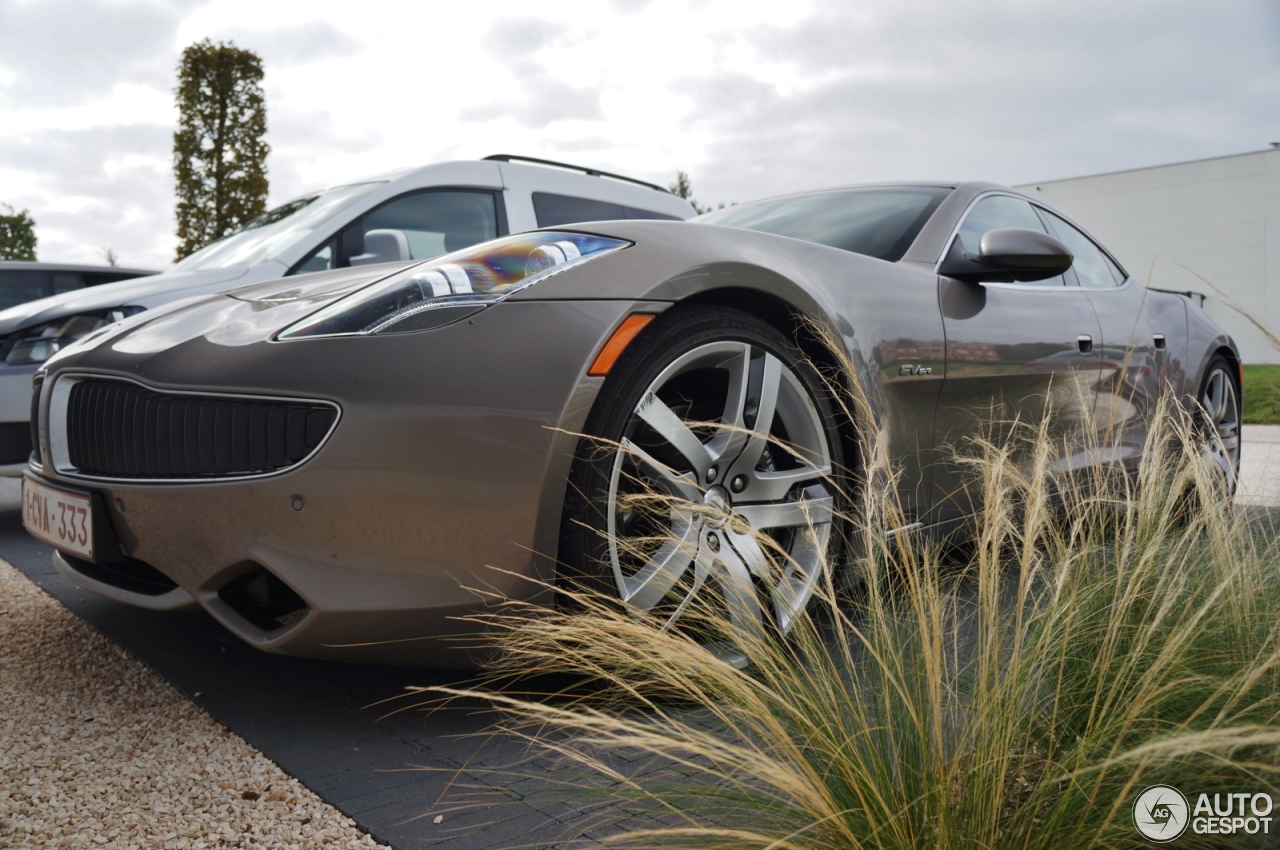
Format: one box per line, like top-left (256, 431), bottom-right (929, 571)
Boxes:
top-left (1153, 333), bottom-right (1166, 350)
top-left (1077, 334), bottom-right (1093, 354)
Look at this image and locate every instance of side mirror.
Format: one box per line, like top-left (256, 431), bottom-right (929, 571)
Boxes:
top-left (938, 227), bottom-right (1073, 283)
top-left (350, 229), bottom-right (412, 266)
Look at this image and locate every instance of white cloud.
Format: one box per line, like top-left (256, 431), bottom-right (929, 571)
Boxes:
top-left (0, 83), bottom-right (173, 135)
top-left (0, 0), bottom-right (1276, 267)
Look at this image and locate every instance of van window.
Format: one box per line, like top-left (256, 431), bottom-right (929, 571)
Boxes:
top-left (0, 269), bottom-right (150, 307)
top-left (358, 190), bottom-right (497, 261)
top-left (292, 190), bottom-right (499, 274)
top-left (80, 271), bottom-right (149, 287)
top-left (293, 240), bottom-right (335, 275)
top-left (0, 270), bottom-right (49, 309)
top-left (533, 192), bottom-right (680, 227)
top-left (52, 272), bottom-right (82, 294)
top-left (623, 206), bottom-right (681, 221)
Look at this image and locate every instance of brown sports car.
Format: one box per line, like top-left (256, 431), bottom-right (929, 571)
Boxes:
top-left (22, 183), bottom-right (1240, 665)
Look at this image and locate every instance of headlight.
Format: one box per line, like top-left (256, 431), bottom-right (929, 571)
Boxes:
top-left (277, 231), bottom-right (630, 340)
top-left (3, 308), bottom-right (144, 366)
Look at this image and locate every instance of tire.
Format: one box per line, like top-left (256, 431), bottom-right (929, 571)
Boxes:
top-left (1193, 355), bottom-right (1242, 495)
top-left (559, 305), bottom-right (847, 663)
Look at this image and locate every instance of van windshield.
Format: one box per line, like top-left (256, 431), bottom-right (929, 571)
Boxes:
top-left (697, 187), bottom-right (948, 262)
top-left (174, 182), bottom-right (385, 272)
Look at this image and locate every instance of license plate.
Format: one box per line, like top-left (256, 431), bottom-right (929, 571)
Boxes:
top-left (23, 477), bottom-right (93, 560)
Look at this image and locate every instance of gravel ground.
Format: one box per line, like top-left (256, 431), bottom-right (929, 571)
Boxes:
top-left (0, 558), bottom-right (392, 850)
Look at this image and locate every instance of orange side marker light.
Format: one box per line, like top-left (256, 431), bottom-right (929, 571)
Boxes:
top-left (588, 314), bottom-right (655, 376)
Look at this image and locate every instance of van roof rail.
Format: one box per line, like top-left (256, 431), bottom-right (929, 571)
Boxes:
top-left (483, 154), bottom-right (671, 193)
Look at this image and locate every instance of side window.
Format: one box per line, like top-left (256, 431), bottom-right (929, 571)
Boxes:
top-left (1040, 210), bottom-right (1125, 288)
top-left (82, 272), bottom-right (139, 286)
top-left (294, 239), bottom-right (335, 275)
top-left (52, 272), bottom-right (83, 294)
top-left (533, 192), bottom-right (625, 227)
top-left (954, 195), bottom-right (1064, 287)
top-left (358, 190), bottom-right (497, 261)
top-left (290, 190), bottom-right (499, 275)
top-left (0, 270), bottom-right (51, 309)
top-left (623, 206), bottom-right (680, 221)
top-left (533, 192), bottom-right (682, 226)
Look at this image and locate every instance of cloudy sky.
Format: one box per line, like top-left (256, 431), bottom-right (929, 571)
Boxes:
top-left (1, 0), bottom-right (1277, 269)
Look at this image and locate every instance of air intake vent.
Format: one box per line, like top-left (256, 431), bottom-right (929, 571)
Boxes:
top-left (63, 379), bottom-right (338, 479)
top-left (29, 377), bottom-right (43, 467)
top-left (0, 422), bottom-right (33, 466)
top-left (218, 566), bottom-right (308, 632)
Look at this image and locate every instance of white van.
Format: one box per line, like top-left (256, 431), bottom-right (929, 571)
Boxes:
top-left (0, 155), bottom-right (695, 473)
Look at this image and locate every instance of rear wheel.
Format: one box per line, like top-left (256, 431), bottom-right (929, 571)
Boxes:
top-left (559, 306), bottom-right (847, 664)
top-left (1195, 356), bottom-right (1241, 494)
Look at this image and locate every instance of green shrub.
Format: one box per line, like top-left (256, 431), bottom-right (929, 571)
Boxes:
top-left (1243, 365), bottom-right (1280, 424)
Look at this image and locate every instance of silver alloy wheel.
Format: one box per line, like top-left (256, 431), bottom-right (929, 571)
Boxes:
top-left (603, 340), bottom-right (834, 661)
top-left (1199, 365), bottom-right (1240, 492)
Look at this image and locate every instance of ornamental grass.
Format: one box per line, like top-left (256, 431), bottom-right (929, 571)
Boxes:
top-left (432, 360), bottom-right (1280, 849)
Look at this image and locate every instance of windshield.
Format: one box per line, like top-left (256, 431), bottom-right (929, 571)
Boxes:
top-left (174, 181), bottom-right (385, 272)
top-left (697, 187), bottom-right (949, 262)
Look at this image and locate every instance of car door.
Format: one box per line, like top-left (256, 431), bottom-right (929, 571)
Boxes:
top-left (1038, 208), bottom-right (1165, 469)
top-left (930, 194), bottom-right (1103, 524)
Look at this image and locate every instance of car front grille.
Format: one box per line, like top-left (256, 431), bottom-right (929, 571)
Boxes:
top-left (62, 379), bottom-right (338, 479)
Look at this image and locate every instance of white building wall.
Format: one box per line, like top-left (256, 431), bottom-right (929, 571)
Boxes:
top-left (1015, 148), bottom-right (1280, 364)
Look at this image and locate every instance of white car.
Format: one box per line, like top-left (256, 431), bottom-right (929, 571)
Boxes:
top-left (0, 155), bottom-right (694, 474)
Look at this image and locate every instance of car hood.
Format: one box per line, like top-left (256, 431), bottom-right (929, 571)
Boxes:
top-left (0, 264), bottom-right (258, 335)
top-left (224, 260), bottom-right (415, 305)
top-left (45, 262), bottom-right (410, 365)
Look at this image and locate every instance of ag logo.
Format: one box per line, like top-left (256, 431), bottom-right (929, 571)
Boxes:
top-left (1134, 785), bottom-right (1190, 842)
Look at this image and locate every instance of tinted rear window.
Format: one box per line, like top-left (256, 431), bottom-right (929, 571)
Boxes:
top-left (533, 192), bottom-right (681, 227)
top-left (81, 271), bottom-right (149, 287)
top-left (0, 270), bottom-right (50, 309)
top-left (623, 206), bottom-right (680, 221)
top-left (0, 269), bottom-right (152, 308)
top-left (697, 187), bottom-right (948, 262)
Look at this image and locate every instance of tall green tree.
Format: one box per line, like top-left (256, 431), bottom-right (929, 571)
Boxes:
top-left (172, 39), bottom-right (269, 261)
top-left (0, 204), bottom-right (37, 261)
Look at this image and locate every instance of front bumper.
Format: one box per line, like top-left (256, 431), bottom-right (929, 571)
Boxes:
top-left (31, 298), bottom-right (665, 666)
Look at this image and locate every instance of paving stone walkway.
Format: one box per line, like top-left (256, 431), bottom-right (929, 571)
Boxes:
top-left (1239, 424), bottom-right (1280, 507)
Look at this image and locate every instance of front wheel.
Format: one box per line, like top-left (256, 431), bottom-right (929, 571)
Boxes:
top-left (559, 306), bottom-right (848, 662)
